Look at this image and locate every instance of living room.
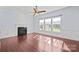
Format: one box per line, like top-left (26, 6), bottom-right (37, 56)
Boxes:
top-left (0, 6), bottom-right (79, 52)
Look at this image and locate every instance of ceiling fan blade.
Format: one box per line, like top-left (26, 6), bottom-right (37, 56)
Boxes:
top-left (38, 10), bottom-right (46, 13)
top-left (33, 8), bottom-right (37, 13)
top-left (33, 12), bottom-right (36, 16)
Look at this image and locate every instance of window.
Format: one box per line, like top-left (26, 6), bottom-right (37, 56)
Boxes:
top-left (45, 18), bottom-right (51, 31)
top-left (52, 16), bottom-right (61, 32)
top-left (39, 15), bottom-right (61, 32)
top-left (39, 19), bottom-right (44, 30)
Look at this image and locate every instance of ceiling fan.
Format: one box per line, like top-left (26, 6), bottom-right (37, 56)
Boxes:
top-left (33, 6), bottom-right (46, 16)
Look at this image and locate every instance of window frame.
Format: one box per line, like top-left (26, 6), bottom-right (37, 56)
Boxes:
top-left (52, 16), bottom-right (61, 32)
top-left (39, 19), bottom-right (45, 31)
top-left (44, 18), bottom-right (52, 32)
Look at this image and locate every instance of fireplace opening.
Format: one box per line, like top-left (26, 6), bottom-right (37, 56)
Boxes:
top-left (18, 27), bottom-right (27, 36)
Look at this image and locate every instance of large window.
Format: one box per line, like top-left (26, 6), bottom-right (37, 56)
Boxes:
top-left (45, 18), bottom-right (51, 31)
top-left (39, 19), bottom-right (44, 30)
top-left (52, 17), bottom-right (61, 32)
top-left (39, 16), bottom-right (61, 32)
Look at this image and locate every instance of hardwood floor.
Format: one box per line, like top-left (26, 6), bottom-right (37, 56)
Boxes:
top-left (0, 33), bottom-right (79, 52)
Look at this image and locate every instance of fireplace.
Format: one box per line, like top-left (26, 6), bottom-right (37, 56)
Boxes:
top-left (18, 27), bottom-right (27, 36)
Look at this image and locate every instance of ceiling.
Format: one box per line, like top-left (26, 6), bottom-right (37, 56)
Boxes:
top-left (15, 6), bottom-right (67, 15)
top-left (0, 6), bottom-right (67, 15)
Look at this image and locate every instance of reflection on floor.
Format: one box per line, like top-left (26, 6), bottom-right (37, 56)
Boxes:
top-left (0, 33), bottom-right (79, 52)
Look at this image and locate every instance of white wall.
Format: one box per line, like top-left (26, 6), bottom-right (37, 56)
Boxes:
top-left (34, 7), bottom-right (79, 41)
top-left (16, 11), bottom-right (33, 33)
top-left (0, 7), bottom-right (33, 39)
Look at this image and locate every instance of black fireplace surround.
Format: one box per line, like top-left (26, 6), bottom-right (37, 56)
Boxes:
top-left (18, 27), bottom-right (27, 36)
